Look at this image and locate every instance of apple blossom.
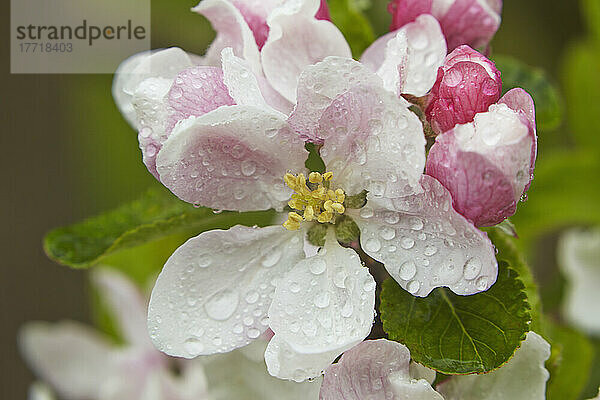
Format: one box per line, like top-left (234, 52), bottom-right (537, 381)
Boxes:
top-left (144, 53), bottom-right (498, 383)
top-left (112, 0), bottom-right (351, 178)
top-left (558, 228), bottom-right (600, 335)
top-left (387, 0), bottom-right (502, 51)
top-left (19, 268), bottom-right (319, 400)
top-left (320, 332), bottom-right (551, 400)
top-left (426, 45), bottom-right (502, 134)
top-left (19, 268), bottom-right (210, 400)
top-left (426, 88), bottom-right (537, 227)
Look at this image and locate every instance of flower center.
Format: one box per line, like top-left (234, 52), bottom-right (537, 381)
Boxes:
top-left (282, 171), bottom-right (346, 231)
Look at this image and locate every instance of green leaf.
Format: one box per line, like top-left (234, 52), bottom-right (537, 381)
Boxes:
top-left (485, 228), bottom-right (543, 332)
top-left (44, 187), bottom-right (276, 268)
top-left (493, 55), bottom-right (563, 132)
top-left (329, 0), bottom-right (376, 58)
top-left (581, 0), bottom-right (600, 43)
top-left (380, 265), bottom-right (531, 375)
top-left (543, 318), bottom-right (595, 400)
top-left (581, 338), bottom-right (600, 400)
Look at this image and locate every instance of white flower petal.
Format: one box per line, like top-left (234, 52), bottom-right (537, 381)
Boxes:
top-left (352, 175), bottom-right (498, 297)
top-left (266, 237), bottom-right (376, 381)
top-left (261, 0), bottom-right (352, 102)
top-left (320, 339), bottom-right (441, 400)
top-left (205, 339), bottom-right (322, 399)
top-left (221, 47), bottom-right (269, 107)
top-left (264, 334), bottom-right (344, 383)
top-left (360, 31), bottom-right (396, 73)
top-left (91, 268), bottom-right (151, 349)
top-left (148, 225), bottom-right (305, 358)
top-left (376, 30), bottom-right (409, 96)
top-left (193, 0), bottom-right (262, 75)
top-left (156, 105), bottom-right (306, 211)
top-left (559, 228), bottom-right (600, 335)
top-left (393, 15), bottom-right (446, 97)
top-left (288, 57), bottom-right (382, 142)
top-left (317, 83), bottom-right (425, 198)
top-left (112, 48), bottom-right (196, 129)
top-left (19, 321), bottom-right (118, 400)
top-left (437, 332), bottom-right (551, 400)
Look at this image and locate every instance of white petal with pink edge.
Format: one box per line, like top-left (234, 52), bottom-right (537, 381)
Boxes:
top-left (261, 0), bottom-right (351, 102)
top-left (113, 48), bottom-right (196, 129)
top-left (19, 321), bottom-right (118, 400)
top-left (288, 57), bottom-right (383, 143)
top-left (266, 237), bottom-right (376, 381)
top-left (320, 339), bottom-right (442, 400)
top-left (351, 175), bottom-right (497, 297)
top-left (147, 225), bottom-right (305, 358)
top-left (318, 84), bottom-right (425, 198)
top-left (156, 105), bottom-right (306, 211)
top-left (193, 0), bottom-right (262, 75)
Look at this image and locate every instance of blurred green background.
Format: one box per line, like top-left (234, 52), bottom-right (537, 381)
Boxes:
top-left (1, 0), bottom-right (597, 398)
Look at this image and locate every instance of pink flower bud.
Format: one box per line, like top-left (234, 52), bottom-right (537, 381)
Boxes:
top-left (426, 45), bottom-right (502, 134)
top-left (425, 89), bottom-right (537, 227)
top-left (388, 0), bottom-right (502, 51)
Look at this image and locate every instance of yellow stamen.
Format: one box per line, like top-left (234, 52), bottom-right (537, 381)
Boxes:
top-left (282, 171), bottom-right (347, 230)
top-left (309, 172), bottom-right (323, 184)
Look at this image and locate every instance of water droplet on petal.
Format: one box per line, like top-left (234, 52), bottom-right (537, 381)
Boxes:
top-left (476, 276), bottom-right (489, 290)
top-left (401, 237), bottom-right (415, 249)
top-left (399, 261), bottom-right (417, 280)
top-left (407, 280), bottom-right (421, 294)
top-left (424, 245), bottom-right (438, 256)
top-left (310, 259), bottom-right (327, 275)
top-left (463, 258), bottom-right (482, 280)
top-left (204, 289), bottom-right (239, 321)
top-left (341, 300), bottom-right (354, 317)
top-left (184, 338), bottom-right (204, 356)
top-left (314, 292), bottom-right (330, 308)
top-left (262, 249), bottom-right (282, 268)
top-left (247, 328), bottom-right (261, 339)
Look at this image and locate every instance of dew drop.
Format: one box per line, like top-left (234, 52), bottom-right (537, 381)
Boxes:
top-left (400, 237), bottom-right (415, 249)
top-left (290, 281), bottom-right (301, 293)
top-left (262, 249), bottom-right (282, 268)
top-left (365, 238), bottom-right (382, 252)
top-left (409, 216), bottom-right (424, 231)
top-left (363, 278), bottom-right (376, 292)
top-left (476, 276), bottom-right (489, 290)
top-left (314, 292), bottom-right (330, 308)
top-left (463, 258), bottom-right (482, 280)
top-left (241, 160), bottom-right (257, 176)
top-left (245, 291), bottom-right (259, 304)
top-left (399, 261), bottom-right (417, 280)
top-left (384, 212), bottom-right (400, 225)
top-left (333, 269), bottom-right (347, 288)
top-left (309, 259), bottom-right (327, 275)
top-left (359, 207), bottom-right (374, 219)
top-left (407, 280), bottom-right (421, 294)
top-left (424, 245), bottom-right (438, 256)
top-left (184, 338), bottom-right (204, 356)
top-left (204, 289), bottom-right (239, 321)
top-left (247, 328), bottom-right (261, 339)
top-left (341, 300), bottom-right (354, 317)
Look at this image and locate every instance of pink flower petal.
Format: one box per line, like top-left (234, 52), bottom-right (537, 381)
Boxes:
top-left (351, 175), bottom-right (498, 297)
top-left (136, 66), bottom-right (235, 179)
top-left (315, 0), bottom-right (332, 20)
top-left (387, 0), bottom-right (502, 51)
top-left (156, 105), bottom-right (306, 211)
top-left (426, 45), bottom-right (502, 134)
top-left (261, 0), bottom-right (351, 102)
top-left (439, 0), bottom-right (502, 51)
top-left (426, 103), bottom-right (536, 226)
top-left (320, 339), bottom-right (443, 400)
top-left (193, 0), bottom-right (262, 74)
top-left (289, 57), bottom-right (382, 143)
top-left (388, 0), bottom-right (434, 32)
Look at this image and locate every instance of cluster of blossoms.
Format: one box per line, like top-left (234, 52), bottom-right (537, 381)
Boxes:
top-left (97, 0), bottom-right (543, 396)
